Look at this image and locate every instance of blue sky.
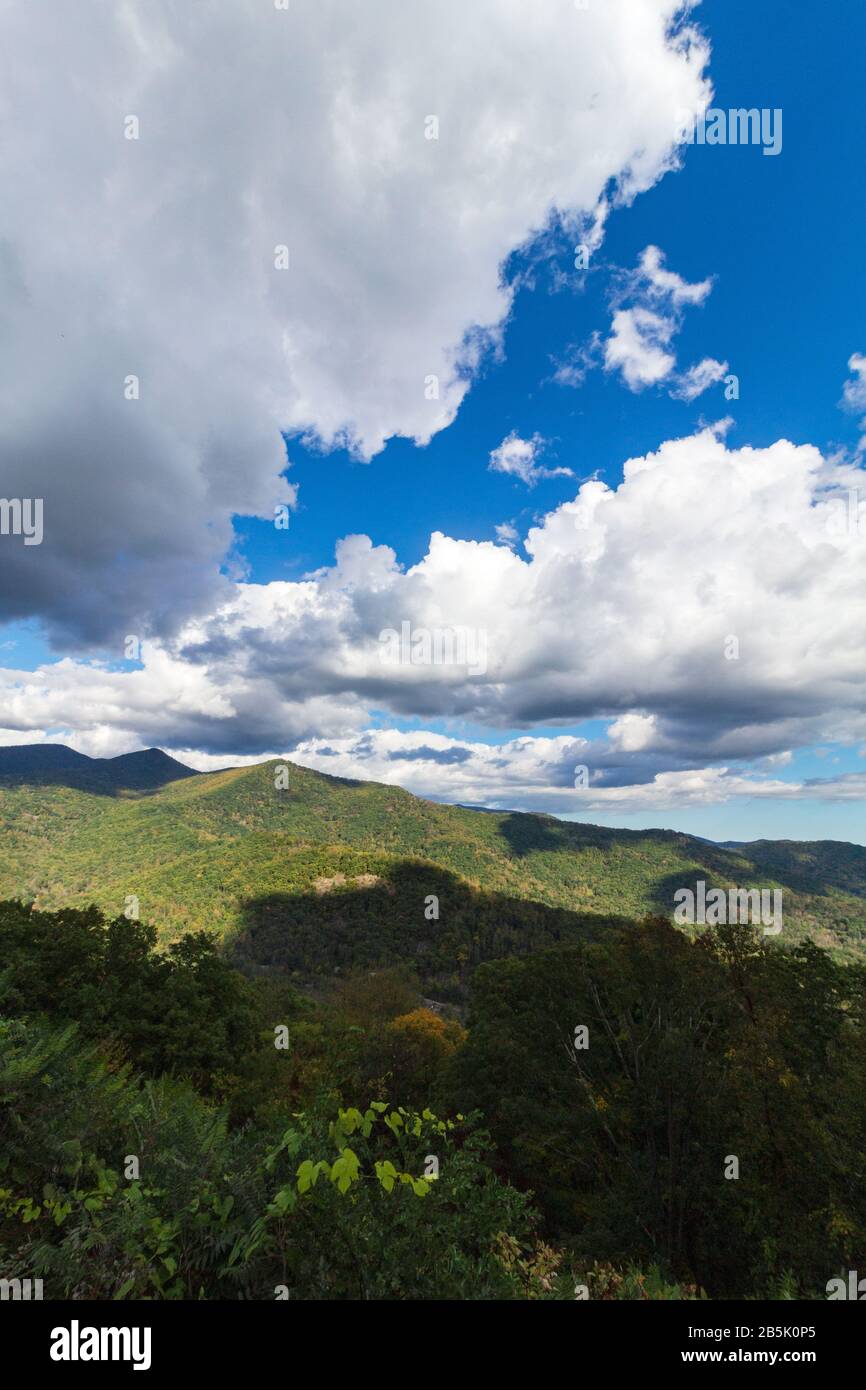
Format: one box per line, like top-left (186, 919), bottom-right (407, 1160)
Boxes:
top-left (1, 0), bottom-right (864, 843)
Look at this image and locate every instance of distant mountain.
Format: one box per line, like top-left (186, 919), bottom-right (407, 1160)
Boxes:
top-left (0, 743), bottom-right (196, 794)
top-left (0, 748), bottom-right (864, 986)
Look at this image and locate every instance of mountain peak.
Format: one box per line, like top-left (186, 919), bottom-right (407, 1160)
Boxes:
top-left (0, 743), bottom-right (195, 794)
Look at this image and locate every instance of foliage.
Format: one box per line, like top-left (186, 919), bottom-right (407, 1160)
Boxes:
top-left (0, 900), bottom-right (259, 1093)
top-left (2, 803), bottom-right (865, 1301)
top-left (576, 1263), bottom-right (702, 1300)
top-left (447, 917), bottom-right (866, 1298)
top-left (0, 1017), bottom-right (554, 1300)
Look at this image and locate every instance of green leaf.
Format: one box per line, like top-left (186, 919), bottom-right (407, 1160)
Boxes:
top-left (328, 1148), bottom-right (361, 1195)
top-left (296, 1159), bottom-right (317, 1194)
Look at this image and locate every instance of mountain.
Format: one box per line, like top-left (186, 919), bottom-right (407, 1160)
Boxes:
top-left (0, 746), bottom-right (865, 991)
top-left (0, 743), bottom-right (197, 793)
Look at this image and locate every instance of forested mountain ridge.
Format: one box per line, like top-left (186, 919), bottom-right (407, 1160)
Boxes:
top-left (1, 746), bottom-right (864, 974)
top-left (0, 742), bottom-right (196, 792)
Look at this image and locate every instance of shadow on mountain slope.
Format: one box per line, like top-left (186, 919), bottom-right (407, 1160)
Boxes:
top-left (230, 859), bottom-right (636, 1001)
top-left (495, 810), bottom-right (579, 857)
top-left (650, 836), bottom-right (866, 905)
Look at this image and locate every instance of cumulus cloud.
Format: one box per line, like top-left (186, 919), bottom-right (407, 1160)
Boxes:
top-left (4, 427), bottom-right (866, 811)
top-left (488, 433), bottom-right (573, 487)
top-left (608, 712), bottom-right (659, 752)
top-left (0, 0), bottom-right (710, 647)
top-left (0, 639), bottom-right (367, 761)
top-left (588, 245), bottom-right (725, 396)
top-left (604, 307), bottom-right (678, 389)
top-left (282, 730), bottom-right (866, 814)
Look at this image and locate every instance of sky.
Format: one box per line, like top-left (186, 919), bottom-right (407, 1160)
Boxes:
top-left (0, 0), bottom-right (864, 844)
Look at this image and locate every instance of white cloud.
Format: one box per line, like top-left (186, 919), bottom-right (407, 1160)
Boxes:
top-left (488, 433), bottom-right (573, 487)
top-left (608, 712), bottom-right (659, 752)
top-left (670, 355), bottom-right (729, 401)
top-left (0, 0), bottom-right (710, 647)
top-left (604, 307), bottom-right (677, 389)
top-left (636, 243), bottom-right (713, 306)
top-left (552, 334), bottom-right (603, 388)
top-left (598, 245), bottom-right (722, 396)
top-left (280, 730), bottom-right (866, 814)
top-left (4, 426), bottom-right (866, 811)
top-left (494, 521), bottom-right (520, 548)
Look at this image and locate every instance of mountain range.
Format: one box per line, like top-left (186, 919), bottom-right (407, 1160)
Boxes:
top-left (0, 742), bottom-right (197, 793)
top-left (1, 744), bottom-right (865, 991)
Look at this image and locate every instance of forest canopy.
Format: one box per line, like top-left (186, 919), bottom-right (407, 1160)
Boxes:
top-left (1, 900), bottom-right (864, 1300)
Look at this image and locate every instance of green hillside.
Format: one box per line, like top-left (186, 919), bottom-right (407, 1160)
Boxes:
top-left (4, 747), bottom-right (866, 1303)
top-left (1, 747), bottom-right (864, 986)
